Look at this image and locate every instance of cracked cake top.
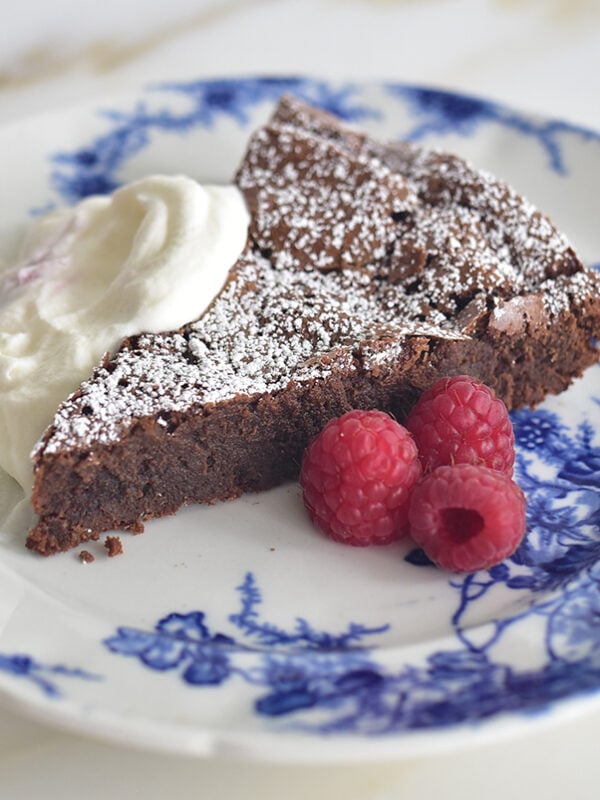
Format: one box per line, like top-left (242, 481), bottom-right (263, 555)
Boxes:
top-left (34, 96), bottom-right (597, 459)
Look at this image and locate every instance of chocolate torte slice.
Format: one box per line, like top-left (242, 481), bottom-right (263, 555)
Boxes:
top-left (27, 96), bottom-right (600, 555)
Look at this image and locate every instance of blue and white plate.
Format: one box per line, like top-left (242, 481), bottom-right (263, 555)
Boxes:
top-left (0, 77), bottom-right (599, 762)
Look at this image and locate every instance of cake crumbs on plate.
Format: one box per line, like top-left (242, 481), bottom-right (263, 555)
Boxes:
top-left (78, 550), bottom-right (95, 563)
top-left (104, 536), bottom-right (123, 557)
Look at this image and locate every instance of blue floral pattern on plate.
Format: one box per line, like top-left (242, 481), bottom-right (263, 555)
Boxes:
top-left (48, 76), bottom-right (600, 205)
top-left (0, 652), bottom-right (99, 698)
top-left (50, 77), bottom-right (380, 204)
top-left (101, 375), bottom-right (600, 734)
top-left (386, 84), bottom-right (600, 173)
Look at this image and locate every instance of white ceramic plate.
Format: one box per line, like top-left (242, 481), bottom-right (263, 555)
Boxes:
top-left (0, 78), bottom-right (599, 763)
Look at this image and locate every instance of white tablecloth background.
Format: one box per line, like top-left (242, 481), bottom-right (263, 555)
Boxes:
top-left (1, 1), bottom-right (599, 796)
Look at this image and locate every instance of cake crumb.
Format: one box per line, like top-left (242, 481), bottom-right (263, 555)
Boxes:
top-left (104, 536), bottom-right (123, 557)
top-left (79, 550), bottom-right (95, 563)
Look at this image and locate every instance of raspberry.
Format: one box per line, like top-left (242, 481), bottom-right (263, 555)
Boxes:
top-left (408, 463), bottom-right (526, 572)
top-left (300, 410), bottom-right (422, 546)
top-left (404, 375), bottom-right (515, 475)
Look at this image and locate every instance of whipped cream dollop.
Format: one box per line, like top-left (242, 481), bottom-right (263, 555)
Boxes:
top-left (0, 175), bottom-right (249, 491)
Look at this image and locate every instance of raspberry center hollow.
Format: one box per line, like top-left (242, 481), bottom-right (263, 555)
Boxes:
top-left (441, 507), bottom-right (484, 543)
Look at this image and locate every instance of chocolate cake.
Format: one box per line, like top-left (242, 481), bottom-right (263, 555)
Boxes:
top-left (27, 96), bottom-right (600, 555)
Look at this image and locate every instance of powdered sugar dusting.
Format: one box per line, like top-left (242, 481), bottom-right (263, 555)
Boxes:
top-left (372, 140), bottom-right (581, 301)
top-left (236, 123), bottom-right (418, 272)
top-left (37, 246), bottom-right (466, 456)
top-left (540, 270), bottom-right (600, 319)
top-left (35, 96), bottom-right (599, 460)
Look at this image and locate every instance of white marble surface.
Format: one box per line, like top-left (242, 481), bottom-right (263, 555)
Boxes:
top-left (1, 0), bottom-right (600, 797)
